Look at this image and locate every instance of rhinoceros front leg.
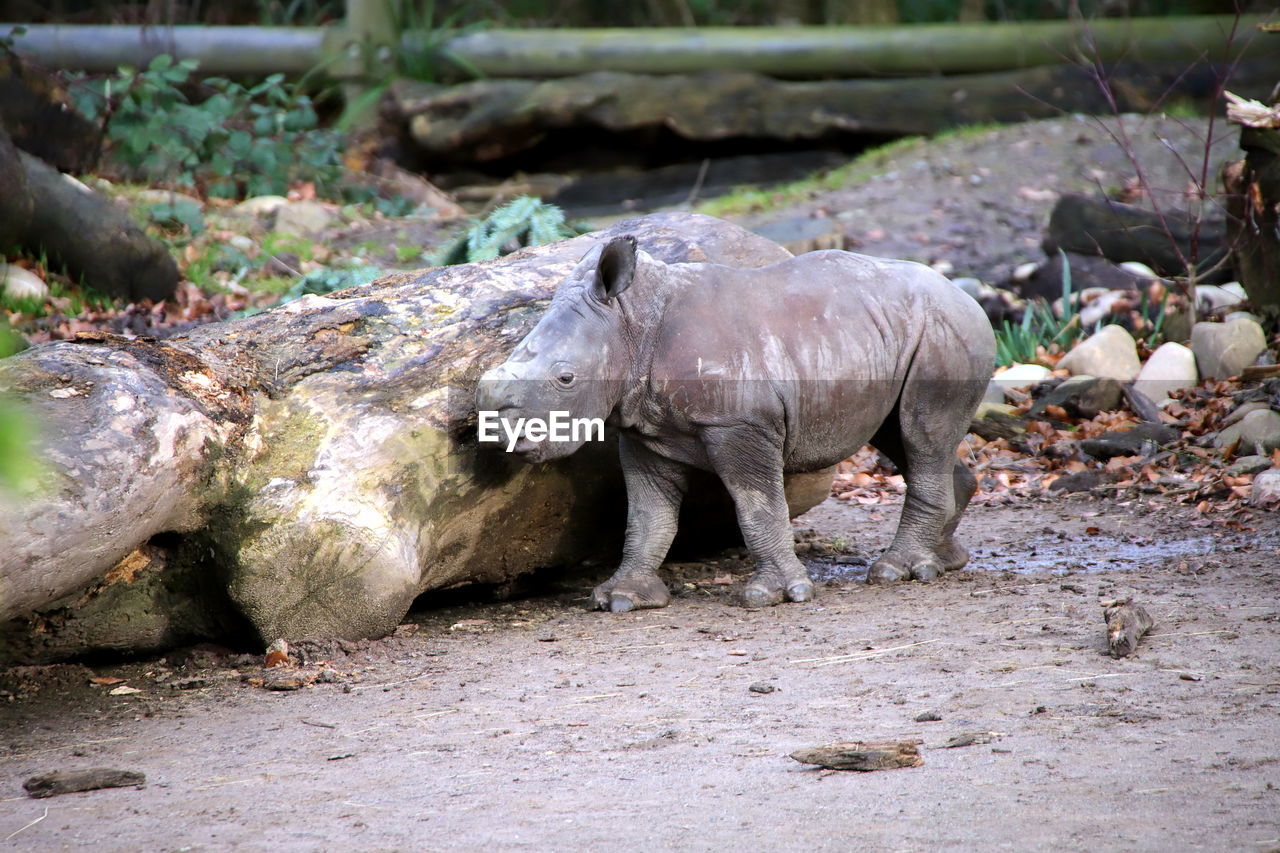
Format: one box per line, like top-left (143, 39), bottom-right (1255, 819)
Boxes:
top-left (592, 435), bottom-right (689, 613)
top-left (702, 430), bottom-right (814, 609)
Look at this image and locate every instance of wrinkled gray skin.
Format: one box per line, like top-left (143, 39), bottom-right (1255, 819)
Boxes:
top-left (478, 236), bottom-right (995, 611)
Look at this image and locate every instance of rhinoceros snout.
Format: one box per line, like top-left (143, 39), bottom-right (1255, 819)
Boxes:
top-left (477, 364), bottom-right (524, 413)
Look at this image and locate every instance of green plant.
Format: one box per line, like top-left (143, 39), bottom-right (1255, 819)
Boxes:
top-left (280, 264), bottom-right (383, 303)
top-left (431, 197), bottom-right (582, 266)
top-left (994, 250), bottom-right (1082, 367)
top-left (69, 55), bottom-right (347, 199)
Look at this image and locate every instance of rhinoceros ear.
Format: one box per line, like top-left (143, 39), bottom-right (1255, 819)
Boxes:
top-left (593, 236), bottom-right (637, 301)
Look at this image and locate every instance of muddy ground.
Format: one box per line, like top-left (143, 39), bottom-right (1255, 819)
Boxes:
top-left (2, 495), bottom-right (1278, 851)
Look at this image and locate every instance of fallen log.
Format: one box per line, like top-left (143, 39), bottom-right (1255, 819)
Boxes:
top-left (438, 17), bottom-right (1265, 79)
top-left (0, 213), bottom-right (834, 663)
top-left (24, 769), bottom-right (146, 799)
top-left (17, 150), bottom-right (179, 302)
top-left (1044, 193), bottom-right (1231, 283)
top-left (10, 16), bottom-right (1266, 79)
top-left (394, 59), bottom-right (1280, 168)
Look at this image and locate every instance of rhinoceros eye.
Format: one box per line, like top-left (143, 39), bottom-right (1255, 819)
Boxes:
top-left (556, 371), bottom-right (576, 387)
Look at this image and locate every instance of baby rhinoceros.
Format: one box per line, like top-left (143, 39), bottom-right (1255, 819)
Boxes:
top-left (477, 235), bottom-right (995, 611)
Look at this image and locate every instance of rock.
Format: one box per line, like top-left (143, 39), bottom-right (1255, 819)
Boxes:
top-left (1227, 455), bottom-right (1273, 476)
top-left (1214, 409), bottom-right (1280, 455)
top-left (914, 710), bottom-right (942, 722)
top-left (1195, 282), bottom-right (1246, 314)
top-left (749, 216), bottom-right (845, 255)
top-left (1250, 468), bottom-right (1280, 506)
top-left (231, 195), bottom-right (289, 218)
top-left (992, 362), bottom-right (1052, 392)
top-left (1, 263), bottom-right (47, 301)
top-left (1080, 423), bottom-right (1179, 460)
top-left (1222, 401), bottom-right (1271, 428)
top-left (1029, 374), bottom-right (1122, 418)
top-left (1057, 325), bottom-right (1141, 381)
top-left (274, 201), bottom-right (337, 238)
top-left (1118, 261), bottom-right (1158, 279)
top-left (748, 681), bottom-right (776, 694)
top-left (1076, 288), bottom-right (1139, 331)
top-left (1191, 318), bottom-right (1267, 380)
top-left (1133, 342), bottom-right (1198, 405)
top-left (951, 277), bottom-right (983, 300)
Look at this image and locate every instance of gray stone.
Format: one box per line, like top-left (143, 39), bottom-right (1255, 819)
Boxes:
top-left (1133, 341), bottom-right (1197, 405)
top-left (1191, 318), bottom-right (1267, 380)
top-left (1221, 401), bottom-right (1271, 428)
top-left (1214, 409), bottom-right (1280, 455)
top-left (1227, 455), bottom-right (1273, 477)
top-left (274, 201), bottom-right (338, 238)
top-left (1057, 324), bottom-right (1141, 381)
top-left (952, 277), bottom-right (983, 300)
top-left (1251, 468), bottom-right (1280, 507)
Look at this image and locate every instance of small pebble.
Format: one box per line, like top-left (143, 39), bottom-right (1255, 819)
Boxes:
top-left (748, 681), bottom-right (776, 694)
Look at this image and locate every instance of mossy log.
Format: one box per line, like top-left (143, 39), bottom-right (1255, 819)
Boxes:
top-left (0, 213), bottom-right (835, 663)
top-left (435, 17), bottom-right (1265, 79)
top-left (394, 59), bottom-right (1280, 167)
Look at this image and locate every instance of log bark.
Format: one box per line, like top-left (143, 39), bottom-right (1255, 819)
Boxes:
top-left (17, 151), bottom-right (180, 301)
top-left (1224, 104), bottom-right (1280, 309)
top-left (394, 59), bottom-right (1280, 168)
top-left (11, 16), bottom-right (1266, 79)
top-left (1044, 193), bottom-right (1231, 283)
top-left (0, 124), bottom-right (32, 250)
top-left (0, 213), bottom-right (834, 662)
top-left (439, 17), bottom-right (1264, 79)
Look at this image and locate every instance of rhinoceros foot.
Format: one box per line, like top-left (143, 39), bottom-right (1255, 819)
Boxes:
top-left (591, 571), bottom-right (672, 612)
top-left (742, 573), bottom-right (814, 609)
top-left (867, 549), bottom-right (944, 584)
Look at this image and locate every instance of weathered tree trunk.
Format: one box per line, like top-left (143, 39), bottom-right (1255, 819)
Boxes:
top-left (394, 60), bottom-right (1280, 168)
top-left (0, 213), bottom-right (834, 663)
top-left (1224, 91), bottom-right (1280, 309)
top-left (17, 151), bottom-right (180, 302)
top-left (0, 125), bottom-right (32, 250)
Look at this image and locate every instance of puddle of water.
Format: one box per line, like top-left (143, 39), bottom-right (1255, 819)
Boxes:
top-left (805, 532), bottom-right (1275, 583)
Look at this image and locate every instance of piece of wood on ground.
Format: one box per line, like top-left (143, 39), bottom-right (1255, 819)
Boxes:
top-left (1102, 598), bottom-right (1155, 657)
top-left (789, 740), bottom-right (922, 771)
top-left (23, 768), bottom-right (146, 798)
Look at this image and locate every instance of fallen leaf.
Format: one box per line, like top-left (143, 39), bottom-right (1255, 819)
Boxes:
top-left (89, 676), bottom-right (125, 686)
top-left (108, 685), bottom-right (141, 695)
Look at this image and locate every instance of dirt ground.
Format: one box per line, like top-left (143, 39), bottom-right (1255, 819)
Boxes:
top-left (2, 495), bottom-right (1278, 852)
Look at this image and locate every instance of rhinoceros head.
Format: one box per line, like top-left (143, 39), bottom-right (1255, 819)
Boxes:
top-left (476, 236), bottom-right (641, 462)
